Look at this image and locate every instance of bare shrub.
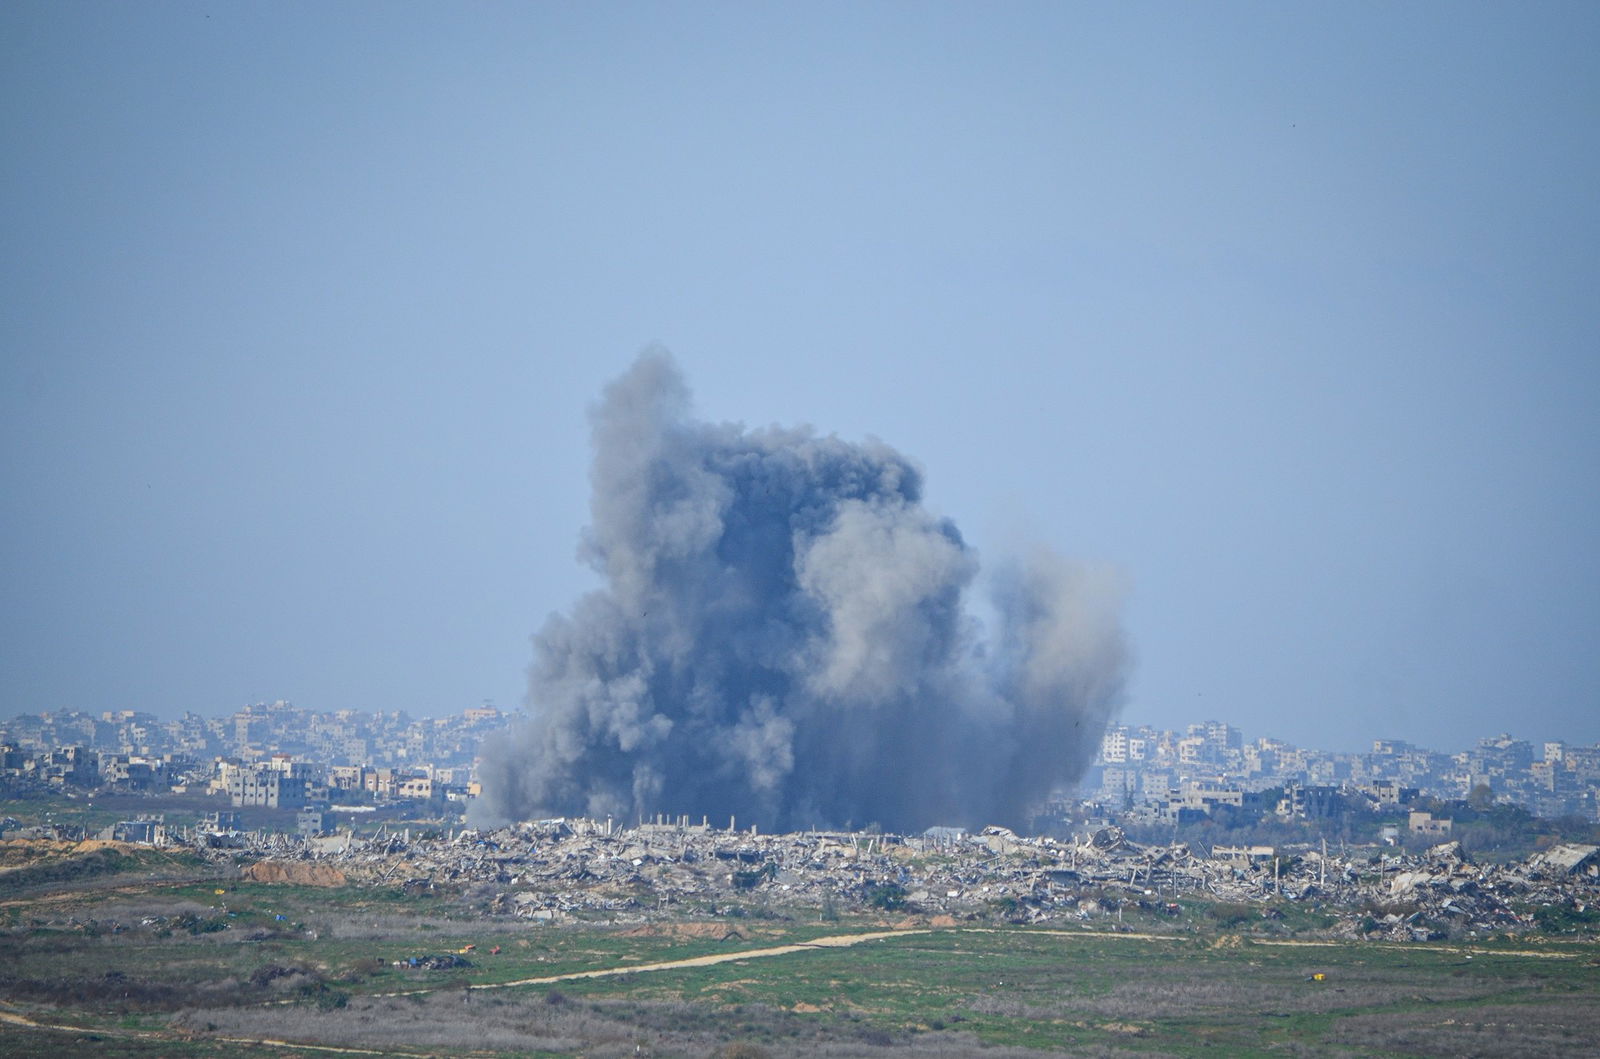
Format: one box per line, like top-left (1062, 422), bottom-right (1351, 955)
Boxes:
top-left (965, 992), bottom-right (1069, 1020)
top-left (1080, 969), bottom-right (1503, 1021)
top-left (1328, 1001), bottom-right (1600, 1058)
top-left (335, 956), bottom-right (387, 982)
top-left (1203, 902), bottom-right (1259, 927)
top-left (711, 1044), bottom-right (772, 1059)
top-left (169, 988), bottom-right (1064, 1059)
top-left (248, 963), bottom-right (327, 998)
top-left (0, 968), bottom-right (252, 1013)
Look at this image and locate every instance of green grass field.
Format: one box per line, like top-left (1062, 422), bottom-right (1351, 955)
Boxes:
top-left (3, 858), bottom-right (1598, 1057)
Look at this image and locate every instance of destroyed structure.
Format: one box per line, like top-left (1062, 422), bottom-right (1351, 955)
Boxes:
top-left (153, 816), bottom-right (1600, 944)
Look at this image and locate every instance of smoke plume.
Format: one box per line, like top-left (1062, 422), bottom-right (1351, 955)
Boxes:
top-left (473, 350), bottom-right (1127, 832)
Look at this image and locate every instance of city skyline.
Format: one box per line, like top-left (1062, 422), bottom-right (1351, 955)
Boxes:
top-left (8, 698), bottom-right (1600, 836)
top-left (5, 697), bottom-right (1594, 774)
top-left (5, 695), bottom-right (1596, 761)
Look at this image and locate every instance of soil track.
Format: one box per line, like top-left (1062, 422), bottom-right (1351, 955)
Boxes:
top-left (381, 926), bottom-right (936, 997)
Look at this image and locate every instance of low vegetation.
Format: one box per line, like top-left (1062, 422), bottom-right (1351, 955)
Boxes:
top-left (2, 842), bottom-right (1599, 1057)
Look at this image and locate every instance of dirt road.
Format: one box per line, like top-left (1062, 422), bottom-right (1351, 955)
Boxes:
top-left (380, 926), bottom-right (935, 997)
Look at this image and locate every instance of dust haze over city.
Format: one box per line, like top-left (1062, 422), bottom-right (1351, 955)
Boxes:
top-left (4, 3), bottom-right (1599, 762)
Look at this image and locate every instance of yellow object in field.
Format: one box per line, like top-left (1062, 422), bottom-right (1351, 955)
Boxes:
top-left (214, 889), bottom-right (226, 895)
top-left (1312, 973), bottom-right (1325, 981)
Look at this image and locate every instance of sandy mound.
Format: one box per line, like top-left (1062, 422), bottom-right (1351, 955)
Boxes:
top-left (242, 861), bottom-right (348, 886)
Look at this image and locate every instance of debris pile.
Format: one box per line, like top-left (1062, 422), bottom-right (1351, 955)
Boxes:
top-left (178, 819), bottom-right (1600, 940)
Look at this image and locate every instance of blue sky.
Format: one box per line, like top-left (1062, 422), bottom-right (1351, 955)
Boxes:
top-left (3, 2), bottom-right (1597, 752)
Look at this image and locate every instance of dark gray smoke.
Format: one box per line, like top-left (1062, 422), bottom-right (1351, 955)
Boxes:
top-left (473, 350), bottom-right (1127, 832)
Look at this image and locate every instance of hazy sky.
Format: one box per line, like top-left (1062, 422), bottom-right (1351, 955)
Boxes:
top-left (3, 3), bottom-right (1597, 752)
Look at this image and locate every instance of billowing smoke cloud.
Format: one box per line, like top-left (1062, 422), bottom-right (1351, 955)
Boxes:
top-left (473, 350), bottom-right (1127, 832)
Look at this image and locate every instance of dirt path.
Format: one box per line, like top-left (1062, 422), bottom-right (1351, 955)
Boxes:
top-left (380, 927), bottom-right (935, 997)
top-left (1247, 937), bottom-right (1588, 959)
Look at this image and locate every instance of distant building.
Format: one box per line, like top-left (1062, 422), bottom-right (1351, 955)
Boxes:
top-left (1359, 779), bottom-right (1418, 806)
top-left (329, 765), bottom-right (367, 791)
top-left (1409, 811), bottom-right (1453, 836)
top-left (1100, 726), bottom-right (1131, 763)
top-left (99, 815), bottom-right (164, 844)
top-left (1285, 784), bottom-right (1343, 819)
top-left (297, 806), bottom-right (328, 836)
top-left (397, 776), bottom-right (434, 800)
top-left (100, 753), bottom-right (159, 791)
top-left (228, 762), bottom-right (311, 808)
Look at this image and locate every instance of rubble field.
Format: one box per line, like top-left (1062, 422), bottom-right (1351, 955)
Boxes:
top-left (3, 822), bottom-right (1600, 1057)
top-left (185, 817), bottom-right (1600, 943)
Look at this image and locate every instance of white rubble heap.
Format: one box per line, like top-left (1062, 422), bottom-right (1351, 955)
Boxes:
top-left (188, 820), bottom-right (1599, 942)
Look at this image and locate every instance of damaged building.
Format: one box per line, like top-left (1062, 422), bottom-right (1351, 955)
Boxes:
top-left (139, 813), bottom-right (1599, 945)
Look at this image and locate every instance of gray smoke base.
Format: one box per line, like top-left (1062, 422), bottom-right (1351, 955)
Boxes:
top-left (473, 350), bottom-right (1128, 832)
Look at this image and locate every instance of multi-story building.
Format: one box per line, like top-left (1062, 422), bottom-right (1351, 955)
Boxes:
top-left (227, 761), bottom-right (312, 809)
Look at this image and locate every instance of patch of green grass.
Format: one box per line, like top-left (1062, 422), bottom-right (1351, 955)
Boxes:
top-left (9, 873), bottom-right (1600, 1057)
top-left (509, 926), bottom-right (1600, 1056)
